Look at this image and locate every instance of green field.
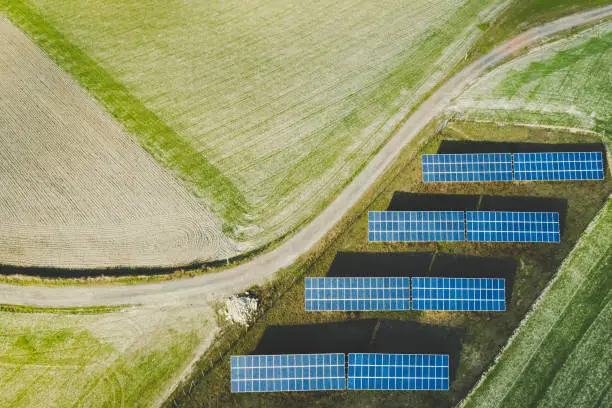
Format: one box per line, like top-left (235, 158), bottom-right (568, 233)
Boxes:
top-left (455, 21), bottom-right (612, 134)
top-left (0, 0), bottom-right (505, 248)
top-left (0, 305), bottom-right (214, 408)
top-left (461, 199), bottom-right (612, 408)
top-left (167, 121), bottom-right (612, 408)
top-left (467, 0), bottom-right (612, 58)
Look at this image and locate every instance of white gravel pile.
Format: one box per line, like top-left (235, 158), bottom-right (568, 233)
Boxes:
top-left (222, 295), bottom-right (258, 327)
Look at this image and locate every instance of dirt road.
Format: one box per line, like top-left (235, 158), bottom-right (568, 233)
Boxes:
top-left (1, 5), bottom-right (611, 307)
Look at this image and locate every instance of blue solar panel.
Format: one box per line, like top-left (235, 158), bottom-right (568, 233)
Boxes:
top-left (347, 353), bottom-right (449, 390)
top-left (514, 152), bottom-right (604, 181)
top-left (305, 277), bottom-right (410, 311)
top-left (412, 277), bottom-right (506, 311)
top-left (466, 211), bottom-right (560, 243)
top-left (368, 211), bottom-right (465, 242)
top-left (231, 354), bottom-right (345, 393)
top-left (422, 153), bottom-right (513, 183)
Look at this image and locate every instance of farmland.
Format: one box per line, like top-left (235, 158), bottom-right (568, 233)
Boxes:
top-left (167, 121), bottom-right (612, 408)
top-left (1, 0), bottom-right (509, 251)
top-left (0, 15), bottom-right (237, 268)
top-left (0, 304), bottom-right (215, 408)
top-left (461, 199), bottom-right (612, 408)
top-left (452, 21), bottom-right (612, 134)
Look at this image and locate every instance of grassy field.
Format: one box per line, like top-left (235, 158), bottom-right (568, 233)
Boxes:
top-left (0, 0), bottom-right (507, 249)
top-left (461, 199), bottom-right (612, 408)
top-left (0, 304), bottom-right (215, 408)
top-left (0, 14), bottom-right (237, 268)
top-left (466, 0), bottom-right (612, 59)
top-left (454, 21), bottom-right (612, 134)
top-left (167, 121), bottom-right (612, 408)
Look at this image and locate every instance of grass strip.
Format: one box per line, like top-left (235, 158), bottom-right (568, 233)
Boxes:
top-left (0, 303), bottom-right (130, 314)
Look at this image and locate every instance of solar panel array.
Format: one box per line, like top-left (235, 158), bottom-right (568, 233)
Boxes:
top-left (422, 153), bottom-right (513, 183)
top-left (466, 211), bottom-right (560, 243)
top-left (347, 353), bottom-right (449, 390)
top-left (369, 211), bottom-right (560, 243)
top-left (412, 277), bottom-right (505, 311)
top-left (305, 277), bottom-right (410, 311)
top-left (423, 151), bottom-right (604, 183)
top-left (231, 354), bottom-right (345, 393)
top-left (514, 152), bottom-right (604, 181)
top-left (368, 211), bottom-right (465, 242)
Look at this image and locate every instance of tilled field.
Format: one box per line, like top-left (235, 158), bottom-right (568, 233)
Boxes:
top-left (0, 16), bottom-right (238, 268)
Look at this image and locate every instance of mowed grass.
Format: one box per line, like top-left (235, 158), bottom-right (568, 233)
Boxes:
top-left (167, 121), bottom-right (612, 408)
top-left (461, 200), bottom-right (612, 408)
top-left (1, 0), bottom-right (503, 245)
top-left (0, 305), bottom-right (214, 408)
top-left (455, 21), bottom-right (612, 134)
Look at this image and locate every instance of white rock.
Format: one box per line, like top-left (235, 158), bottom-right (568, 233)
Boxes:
top-left (223, 295), bottom-right (258, 327)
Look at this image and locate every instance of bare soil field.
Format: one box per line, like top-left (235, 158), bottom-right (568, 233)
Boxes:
top-left (0, 15), bottom-right (238, 268)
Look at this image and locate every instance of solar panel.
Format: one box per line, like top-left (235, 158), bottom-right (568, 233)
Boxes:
top-left (347, 353), bottom-right (449, 390)
top-left (412, 277), bottom-right (506, 311)
top-left (231, 354), bottom-right (345, 393)
top-left (305, 277), bottom-right (410, 311)
top-left (422, 153), bottom-right (513, 183)
top-left (514, 152), bottom-right (604, 181)
top-left (368, 211), bottom-right (465, 242)
top-left (466, 211), bottom-right (560, 243)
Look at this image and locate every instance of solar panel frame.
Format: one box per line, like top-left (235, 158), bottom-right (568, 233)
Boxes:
top-left (514, 152), bottom-right (604, 181)
top-left (347, 353), bottom-right (449, 390)
top-left (466, 211), bottom-right (560, 243)
top-left (422, 153), bottom-right (513, 183)
top-left (411, 277), bottom-right (506, 311)
top-left (368, 211), bottom-right (465, 242)
top-left (305, 277), bottom-right (410, 311)
top-left (231, 353), bottom-right (346, 393)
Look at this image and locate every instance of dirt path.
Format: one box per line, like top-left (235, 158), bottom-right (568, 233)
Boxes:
top-left (1, 5), bottom-right (611, 308)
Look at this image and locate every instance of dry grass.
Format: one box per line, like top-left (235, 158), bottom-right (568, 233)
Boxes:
top-left (0, 15), bottom-right (239, 268)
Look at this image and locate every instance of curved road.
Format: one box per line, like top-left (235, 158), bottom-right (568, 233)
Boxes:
top-left (2, 6), bottom-right (611, 307)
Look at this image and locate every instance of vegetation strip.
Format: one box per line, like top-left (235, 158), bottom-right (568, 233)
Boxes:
top-left (0, 0), bottom-right (249, 234)
top-left (0, 304), bottom-right (130, 314)
top-left (460, 199), bottom-right (612, 408)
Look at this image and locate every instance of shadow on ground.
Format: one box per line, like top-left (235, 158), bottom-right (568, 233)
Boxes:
top-left (252, 319), bottom-right (464, 380)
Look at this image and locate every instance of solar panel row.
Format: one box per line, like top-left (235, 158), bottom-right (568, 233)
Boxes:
top-left (231, 354), bottom-right (345, 392)
top-left (305, 277), bottom-right (410, 311)
top-left (412, 277), bottom-right (505, 311)
top-left (422, 153), bottom-right (513, 183)
top-left (514, 152), bottom-right (604, 181)
top-left (368, 211), bottom-right (560, 243)
top-left (347, 353), bottom-right (449, 390)
top-left (422, 152), bottom-right (604, 183)
top-left (231, 353), bottom-right (450, 392)
top-left (305, 277), bottom-right (506, 312)
top-left (466, 211), bottom-right (560, 243)
top-left (368, 211), bottom-right (465, 242)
